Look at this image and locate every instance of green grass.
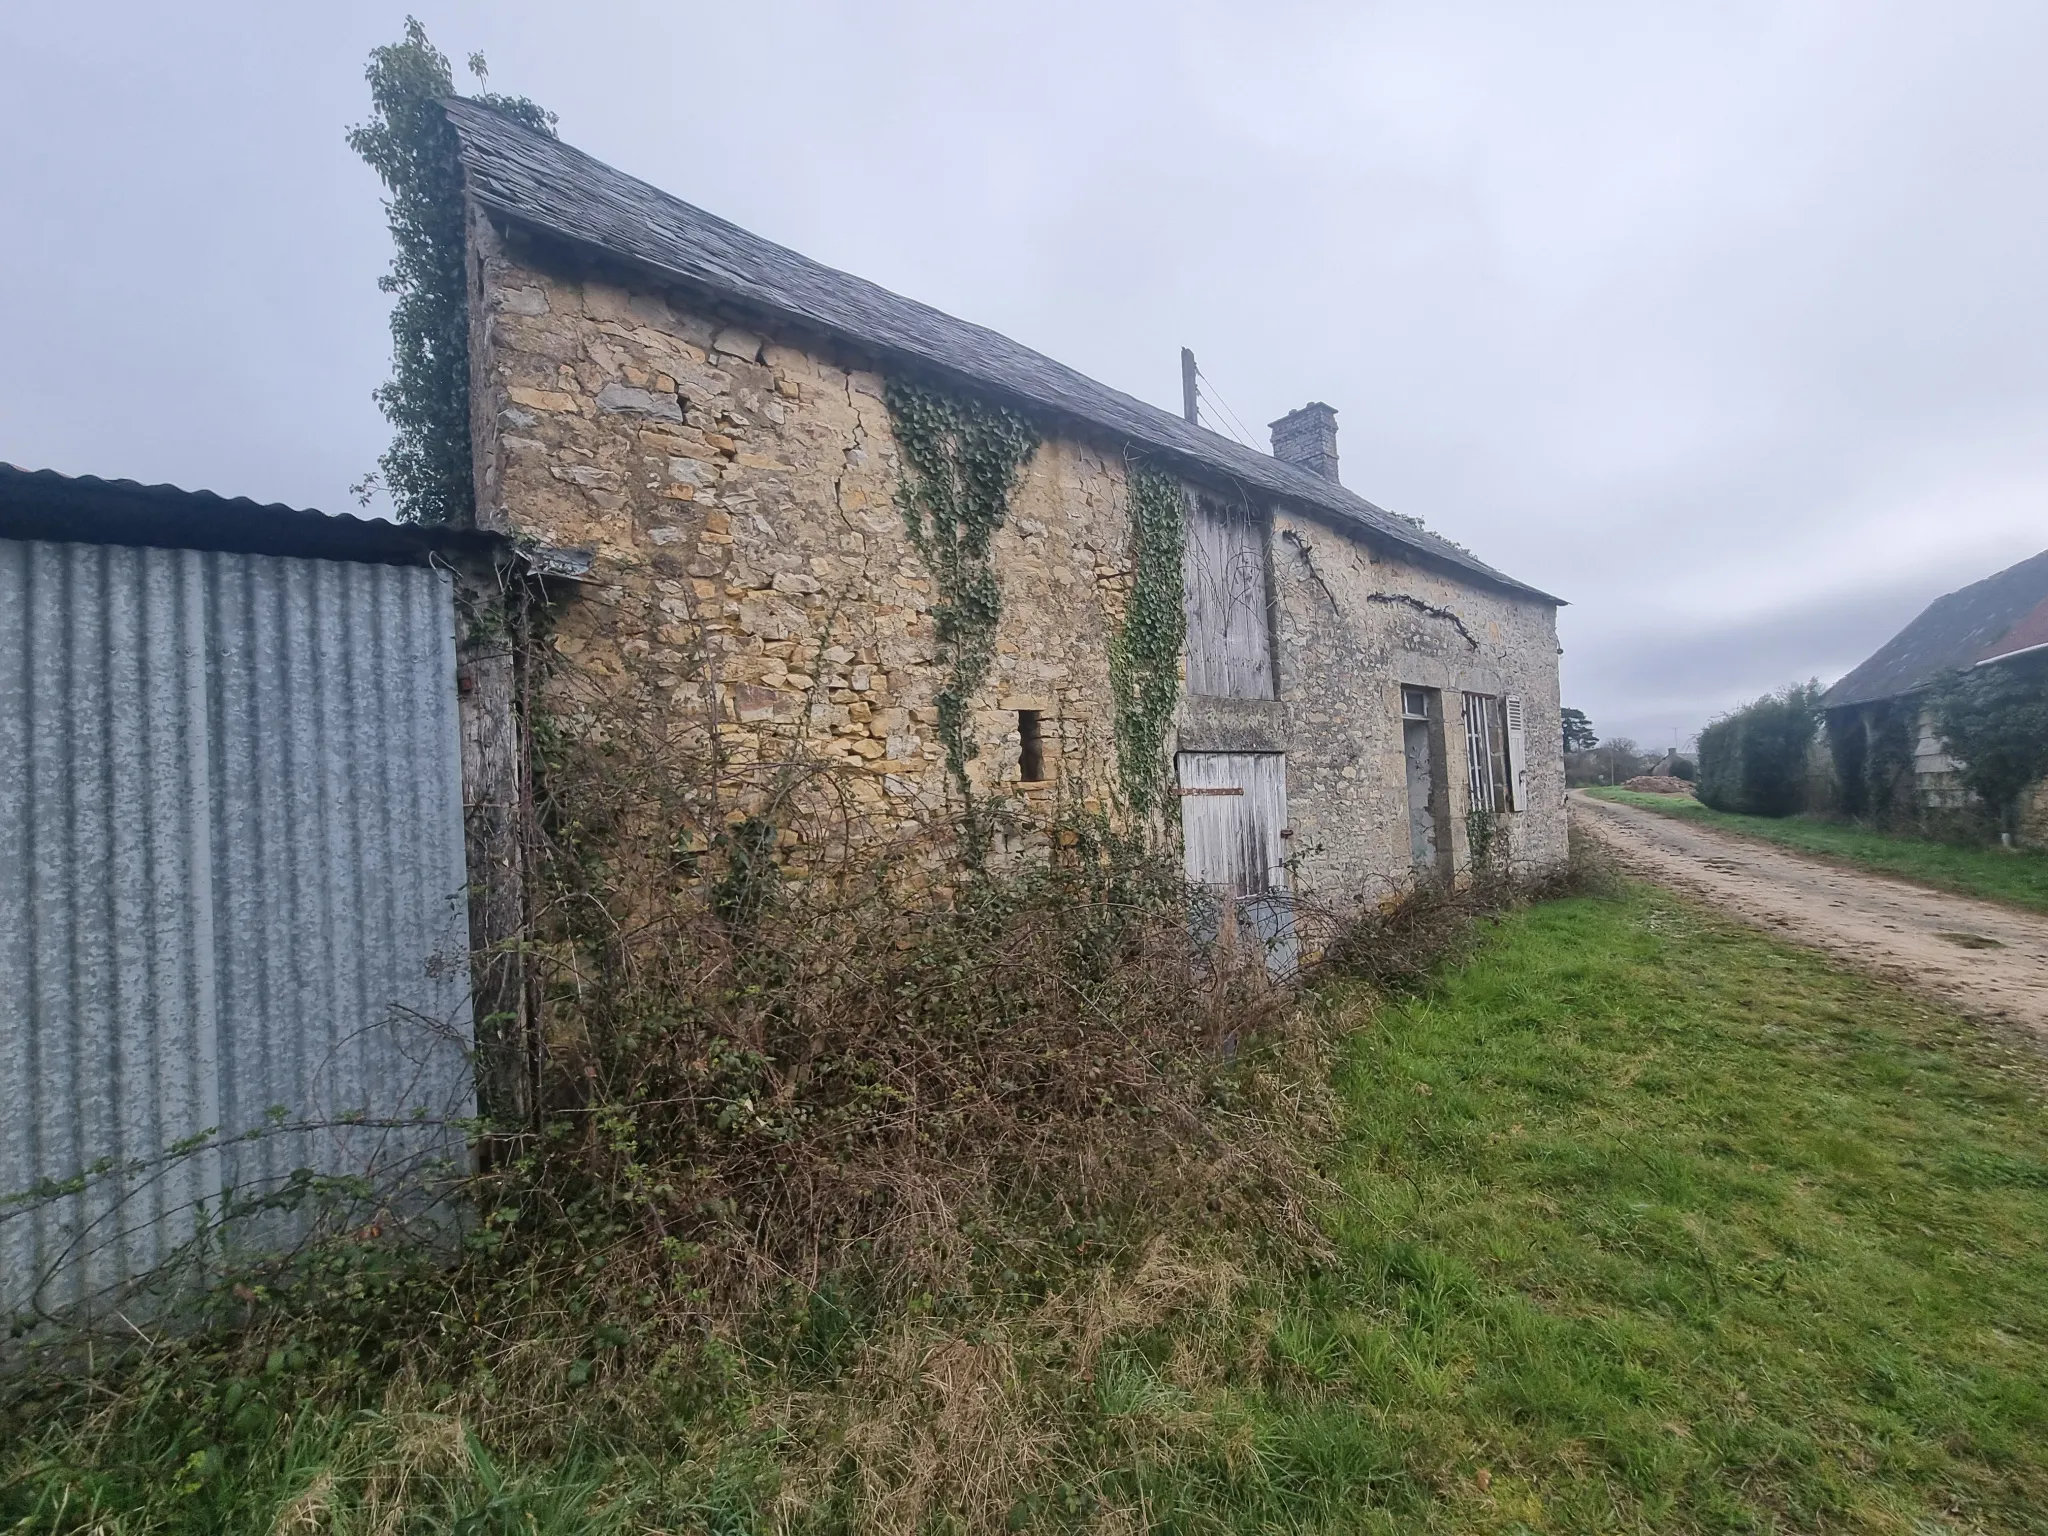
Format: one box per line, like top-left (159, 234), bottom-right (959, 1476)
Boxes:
top-left (1123, 885), bottom-right (2048, 1532)
top-left (1586, 784), bottom-right (2048, 914)
top-left (10, 887), bottom-right (2048, 1532)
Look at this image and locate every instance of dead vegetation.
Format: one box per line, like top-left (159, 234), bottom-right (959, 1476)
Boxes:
top-left (1, 664), bottom-right (1584, 1532)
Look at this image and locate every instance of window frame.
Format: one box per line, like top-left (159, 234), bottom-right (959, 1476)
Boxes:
top-left (1462, 692), bottom-right (1511, 815)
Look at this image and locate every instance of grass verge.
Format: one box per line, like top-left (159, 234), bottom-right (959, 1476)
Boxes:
top-left (9, 882), bottom-right (2048, 1532)
top-left (1585, 784), bottom-right (2048, 913)
top-left (1209, 883), bottom-right (2048, 1531)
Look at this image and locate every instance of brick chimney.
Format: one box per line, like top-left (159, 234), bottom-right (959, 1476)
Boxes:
top-left (1269, 402), bottom-right (1339, 484)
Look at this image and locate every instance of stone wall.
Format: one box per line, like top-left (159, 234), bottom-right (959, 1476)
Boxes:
top-left (1262, 513), bottom-right (1566, 895)
top-left (468, 217), bottom-right (1131, 872)
top-left (466, 210), bottom-right (1565, 897)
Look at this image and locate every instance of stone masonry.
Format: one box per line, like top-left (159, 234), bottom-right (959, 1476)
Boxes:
top-left (466, 213), bottom-right (1565, 899)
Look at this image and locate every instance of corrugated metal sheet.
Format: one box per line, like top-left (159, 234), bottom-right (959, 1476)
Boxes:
top-left (0, 539), bottom-right (474, 1321)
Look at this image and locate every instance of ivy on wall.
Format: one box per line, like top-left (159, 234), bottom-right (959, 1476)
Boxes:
top-left (1109, 462), bottom-right (1188, 823)
top-left (348, 21), bottom-right (553, 525)
top-left (1827, 699), bottom-right (1917, 827)
top-left (884, 380), bottom-right (1040, 803)
top-left (1931, 653), bottom-right (2048, 836)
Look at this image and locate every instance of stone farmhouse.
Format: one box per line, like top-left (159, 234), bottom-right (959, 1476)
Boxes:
top-left (444, 99), bottom-right (1567, 910)
top-left (1823, 547), bottom-right (2048, 842)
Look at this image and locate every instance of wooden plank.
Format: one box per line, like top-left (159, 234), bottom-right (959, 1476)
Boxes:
top-left (1183, 498), bottom-right (1275, 699)
top-left (454, 563), bottom-right (535, 1136)
top-left (1176, 751), bottom-right (1286, 896)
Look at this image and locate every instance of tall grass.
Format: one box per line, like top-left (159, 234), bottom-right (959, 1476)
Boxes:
top-left (14, 849), bottom-right (2044, 1530)
top-left (1, 671), bottom-right (1361, 1533)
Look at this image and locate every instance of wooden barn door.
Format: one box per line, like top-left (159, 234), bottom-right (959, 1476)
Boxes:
top-left (1176, 751), bottom-right (1297, 972)
top-left (1183, 498), bottom-right (1274, 699)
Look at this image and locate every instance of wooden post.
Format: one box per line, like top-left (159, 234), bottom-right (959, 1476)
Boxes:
top-left (1181, 347), bottom-right (1199, 426)
top-left (453, 559), bottom-right (535, 1138)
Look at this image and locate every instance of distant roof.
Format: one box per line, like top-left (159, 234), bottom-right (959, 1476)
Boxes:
top-left (1824, 547), bottom-right (2048, 708)
top-left (0, 464), bottom-right (502, 566)
top-left (1980, 593), bottom-right (2048, 666)
top-left (441, 98), bottom-right (1561, 607)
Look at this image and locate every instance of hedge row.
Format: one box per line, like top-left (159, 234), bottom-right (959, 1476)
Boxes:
top-left (1696, 683), bottom-right (1824, 817)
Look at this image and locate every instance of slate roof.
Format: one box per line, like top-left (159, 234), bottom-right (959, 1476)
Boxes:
top-left (1823, 547), bottom-right (2048, 708)
top-left (440, 98), bottom-right (1560, 606)
top-left (1980, 594), bottom-right (2048, 665)
top-left (0, 464), bottom-right (502, 566)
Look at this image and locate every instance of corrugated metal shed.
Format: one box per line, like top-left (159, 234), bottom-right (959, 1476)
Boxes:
top-left (0, 462), bottom-right (503, 567)
top-left (0, 531), bottom-right (475, 1321)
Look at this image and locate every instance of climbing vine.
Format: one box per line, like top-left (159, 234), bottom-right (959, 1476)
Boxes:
top-left (884, 380), bottom-right (1040, 804)
top-left (1930, 653), bottom-right (2048, 838)
top-left (1109, 462), bottom-right (1188, 823)
top-left (348, 20), bottom-right (554, 525)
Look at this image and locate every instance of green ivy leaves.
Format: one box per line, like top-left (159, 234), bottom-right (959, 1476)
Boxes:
top-left (885, 381), bottom-right (1040, 804)
top-left (1109, 464), bottom-right (1187, 824)
top-left (348, 23), bottom-right (554, 526)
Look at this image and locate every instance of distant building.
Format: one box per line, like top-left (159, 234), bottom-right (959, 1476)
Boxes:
top-left (1822, 549), bottom-right (2048, 837)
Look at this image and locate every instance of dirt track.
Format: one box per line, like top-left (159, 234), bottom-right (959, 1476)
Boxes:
top-left (1571, 791), bottom-right (2048, 1038)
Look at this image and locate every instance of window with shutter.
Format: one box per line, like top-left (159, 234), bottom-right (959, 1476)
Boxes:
top-left (1503, 694), bottom-right (1527, 810)
top-left (1183, 496), bottom-right (1275, 698)
top-left (1461, 693), bottom-right (1520, 814)
top-left (1462, 693), bottom-right (1500, 814)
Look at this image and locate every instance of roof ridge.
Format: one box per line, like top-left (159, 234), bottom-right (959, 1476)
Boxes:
top-left (439, 96), bottom-right (1561, 606)
top-left (1823, 546), bottom-right (2048, 707)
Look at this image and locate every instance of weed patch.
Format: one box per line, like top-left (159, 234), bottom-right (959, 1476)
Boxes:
top-left (13, 842), bottom-right (2047, 1529)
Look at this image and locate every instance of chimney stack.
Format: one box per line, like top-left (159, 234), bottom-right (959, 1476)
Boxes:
top-left (1269, 402), bottom-right (1339, 484)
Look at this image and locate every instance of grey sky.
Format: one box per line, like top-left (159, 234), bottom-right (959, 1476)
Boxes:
top-left (7, 2), bottom-right (2046, 750)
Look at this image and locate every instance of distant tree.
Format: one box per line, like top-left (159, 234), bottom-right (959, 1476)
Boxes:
top-left (1561, 707), bottom-right (1599, 752)
top-left (1930, 653), bottom-right (2048, 840)
top-left (1603, 737), bottom-right (1646, 783)
top-left (348, 20), bottom-right (554, 524)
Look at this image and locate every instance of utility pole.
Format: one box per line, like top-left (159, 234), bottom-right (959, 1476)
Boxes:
top-left (1181, 347), bottom-right (1199, 425)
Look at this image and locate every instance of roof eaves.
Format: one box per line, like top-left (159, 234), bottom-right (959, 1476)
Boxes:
top-left (0, 464), bottom-right (506, 567)
top-left (443, 98), bottom-right (1563, 608)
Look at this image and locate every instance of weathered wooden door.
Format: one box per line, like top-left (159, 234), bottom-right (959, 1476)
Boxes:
top-left (1183, 498), bottom-right (1274, 698)
top-left (1403, 719), bottom-right (1438, 873)
top-left (1177, 751), bottom-right (1296, 970)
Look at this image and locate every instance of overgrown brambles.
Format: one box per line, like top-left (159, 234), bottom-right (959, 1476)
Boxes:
top-left (0, 684), bottom-right (1338, 1527)
top-left (1108, 460), bottom-right (1188, 824)
top-left (347, 20), bottom-right (554, 525)
top-left (508, 684), bottom-right (1319, 1321)
top-left (883, 381), bottom-right (1040, 810)
top-left (1319, 824), bottom-right (1594, 992)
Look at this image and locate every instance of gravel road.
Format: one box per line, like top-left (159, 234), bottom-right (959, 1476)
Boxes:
top-left (1572, 790), bottom-right (2048, 1038)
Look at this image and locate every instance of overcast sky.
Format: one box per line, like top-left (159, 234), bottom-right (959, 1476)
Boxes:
top-left (7, 2), bottom-right (2046, 749)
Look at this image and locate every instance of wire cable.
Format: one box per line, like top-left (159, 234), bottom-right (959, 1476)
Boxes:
top-left (1194, 366), bottom-right (1261, 450)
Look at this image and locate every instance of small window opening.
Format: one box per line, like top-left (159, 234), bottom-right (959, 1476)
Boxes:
top-left (1018, 710), bottom-right (1046, 782)
top-left (1401, 686), bottom-right (1431, 721)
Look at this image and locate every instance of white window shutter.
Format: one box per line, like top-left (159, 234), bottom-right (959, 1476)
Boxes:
top-left (1503, 694), bottom-right (1527, 811)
